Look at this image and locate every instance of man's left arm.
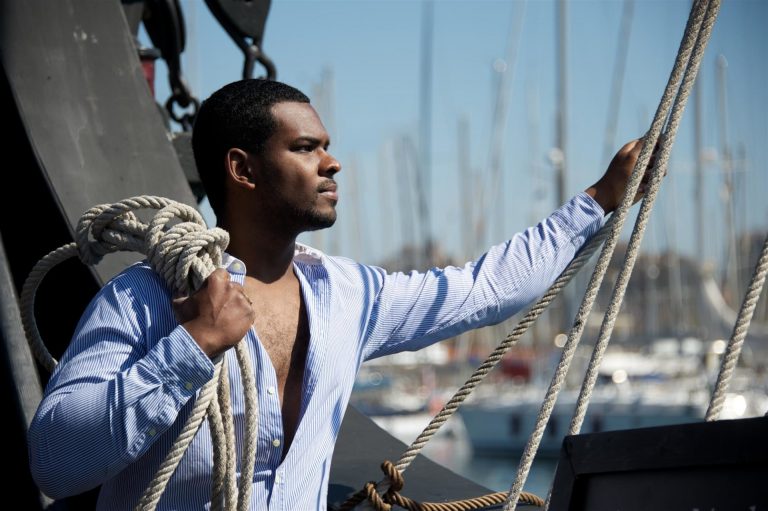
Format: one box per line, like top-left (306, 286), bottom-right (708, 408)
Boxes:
top-left (362, 138), bottom-right (653, 360)
top-left (362, 193), bottom-right (603, 360)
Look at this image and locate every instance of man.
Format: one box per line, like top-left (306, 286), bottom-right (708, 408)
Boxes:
top-left (29, 79), bottom-right (651, 509)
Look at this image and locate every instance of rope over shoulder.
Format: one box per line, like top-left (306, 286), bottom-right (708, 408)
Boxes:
top-left (20, 195), bottom-right (258, 511)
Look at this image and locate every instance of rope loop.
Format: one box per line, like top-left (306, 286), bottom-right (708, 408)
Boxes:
top-left (144, 201), bottom-right (228, 296)
top-left (381, 460), bottom-right (404, 495)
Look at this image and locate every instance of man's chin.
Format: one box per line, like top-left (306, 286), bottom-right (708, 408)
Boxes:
top-left (303, 212), bottom-right (337, 232)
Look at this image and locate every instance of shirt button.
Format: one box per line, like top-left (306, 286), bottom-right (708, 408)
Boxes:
top-left (275, 475), bottom-right (282, 484)
top-left (272, 439), bottom-right (281, 448)
top-left (267, 386), bottom-right (276, 395)
top-left (148, 428), bottom-right (157, 437)
top-left (184, 382), bottom-right (194, 391)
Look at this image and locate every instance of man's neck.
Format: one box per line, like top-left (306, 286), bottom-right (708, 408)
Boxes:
top-left (222, 223), bottom-right (298, 284)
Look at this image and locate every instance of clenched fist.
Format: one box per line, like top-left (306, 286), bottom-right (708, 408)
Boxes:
top-left (173, 268), bottom-right (255, 358)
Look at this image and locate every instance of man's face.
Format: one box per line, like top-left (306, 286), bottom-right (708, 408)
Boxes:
top-left (251, 102), bottom-right (341, 232)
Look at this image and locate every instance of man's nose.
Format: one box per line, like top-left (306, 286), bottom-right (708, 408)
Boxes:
top-left (321, 152), bottom-right (341, 176)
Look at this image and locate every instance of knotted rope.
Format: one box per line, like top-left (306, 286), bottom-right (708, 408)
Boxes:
top-left (20, 196), bottom-right (259, 510)
top-left (705, 234), bottom-right (768, 421)
top-left (339, 461), bottom-right (544, 511)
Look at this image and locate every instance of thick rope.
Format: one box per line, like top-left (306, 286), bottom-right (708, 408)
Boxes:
top-left (706, 234), bottom-right (768, 421)
top-left (235, 339), bottom-right (259, 510)
top-left (508, 1), bottom-right (721, 509)
top-left (218, 356), bottom-right (239, 510)
top-left (338, 461), bottom-right (544, 511)
top-left (19, 196), bottom-right (258, 511)
top-left (210, 381), bottom-right (227, 511)
top-left (21, 242), bottom-right (78, 372)
top-left (138, 360), bottom-right (225, 509)
top-left (567, 0), bottom-right (720, 442)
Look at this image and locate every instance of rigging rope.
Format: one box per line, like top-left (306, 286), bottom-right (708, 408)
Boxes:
top-left (706, 234), bottom-right (768, 421)
top-left (513, 1), bottom-right (721, 509)
top-left (20, 196), bottom-right (259, 511)
top-left (567, 0), bottom-right (720, 446)
top-left (340, 1), bottom-right (723, 509)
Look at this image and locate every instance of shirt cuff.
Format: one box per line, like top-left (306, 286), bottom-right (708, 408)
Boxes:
top-left (142, 326), bottom-right (216, 405)
top-left (550, 192), bottom-right (605, 247)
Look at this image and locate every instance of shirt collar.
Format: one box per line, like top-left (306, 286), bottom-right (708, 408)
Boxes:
top-left (220, 242), bottom-right (325, 274)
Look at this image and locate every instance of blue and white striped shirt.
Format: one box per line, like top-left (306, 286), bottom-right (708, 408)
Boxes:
top-left (28, 193), bottom-right (603, 510)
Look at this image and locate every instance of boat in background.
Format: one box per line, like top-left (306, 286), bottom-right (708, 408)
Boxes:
top-left (458, 338), bottom-right (768, 456)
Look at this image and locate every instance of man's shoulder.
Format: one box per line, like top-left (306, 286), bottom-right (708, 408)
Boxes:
top-left (314, 253), bottom-right (388, 288)
top-left (102, 261), bottom-right (170, 301)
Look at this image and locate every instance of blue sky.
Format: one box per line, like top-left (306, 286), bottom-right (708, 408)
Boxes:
top-left (146, 0), bottom-right (767, 267)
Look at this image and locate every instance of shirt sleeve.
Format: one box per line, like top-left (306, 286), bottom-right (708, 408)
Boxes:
top-left (27, 267), bottom-right (215, 499)
top-left (363, 192), bottom-right (604, 360)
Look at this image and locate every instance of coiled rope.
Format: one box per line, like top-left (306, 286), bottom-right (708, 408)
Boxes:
top-left (339, 0), bottom-right (722, 509)
top-left (20, 196), bottom-right (258, 510)
top-left (705, 234), bottom-right (768, 421)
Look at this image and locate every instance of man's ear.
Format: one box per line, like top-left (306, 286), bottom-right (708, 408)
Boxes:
top-left (225, 148), bottom-right (255, 188)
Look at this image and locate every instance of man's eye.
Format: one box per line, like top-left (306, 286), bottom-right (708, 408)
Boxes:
top-left (295, 145), bottom-right (313, 152)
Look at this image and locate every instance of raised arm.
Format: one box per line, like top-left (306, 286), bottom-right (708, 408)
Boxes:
top-left (363, 138), bottom-right (653, 359)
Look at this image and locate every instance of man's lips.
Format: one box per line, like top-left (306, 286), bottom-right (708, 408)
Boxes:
top-left (318, 183), bottom-right (338, 201)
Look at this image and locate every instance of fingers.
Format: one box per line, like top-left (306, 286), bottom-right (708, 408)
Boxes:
top-left (208, 268), bottom-right (231, 285)
top-left (196, 269), bottom-right (253, 318)
top-left (618, 138), bottom-right (642, 156)
top-left (240, 289), bottom-right (254, 308)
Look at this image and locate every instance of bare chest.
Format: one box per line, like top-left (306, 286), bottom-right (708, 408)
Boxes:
top-left (246, 284), bottom-right (309, 453)
top-left (250, 294), bottom-right (309, 382)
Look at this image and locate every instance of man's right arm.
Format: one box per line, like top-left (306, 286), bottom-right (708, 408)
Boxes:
top-left (27, 267), bottom-right (215, 499)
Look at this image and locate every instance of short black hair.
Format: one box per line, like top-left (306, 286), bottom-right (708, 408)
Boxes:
top-left (192, 79), bottom-right (310, 219)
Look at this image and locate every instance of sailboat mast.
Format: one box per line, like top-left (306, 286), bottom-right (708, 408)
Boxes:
top-left (692, 77), bottom-right (708, 337)
top-left (458, 117), bottom-right (472, 260)
top-left (555, 0), bottom-right (571, 332)
top-left (603, 0), bottom-right (634, 164)
top-left (716, 54), bottom-right (739, 305)
top-left (693, 80), bottom-right (705, 264)
top-left (419, 0), bottom-right (434, 264)
top-left (555, 0), bottom-right (567, 207)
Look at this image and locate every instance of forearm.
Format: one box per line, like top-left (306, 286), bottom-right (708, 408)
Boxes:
top-left (28, 327), bottom-right (213, 499)
top-left (490, 191), bottom-right (604, 317)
